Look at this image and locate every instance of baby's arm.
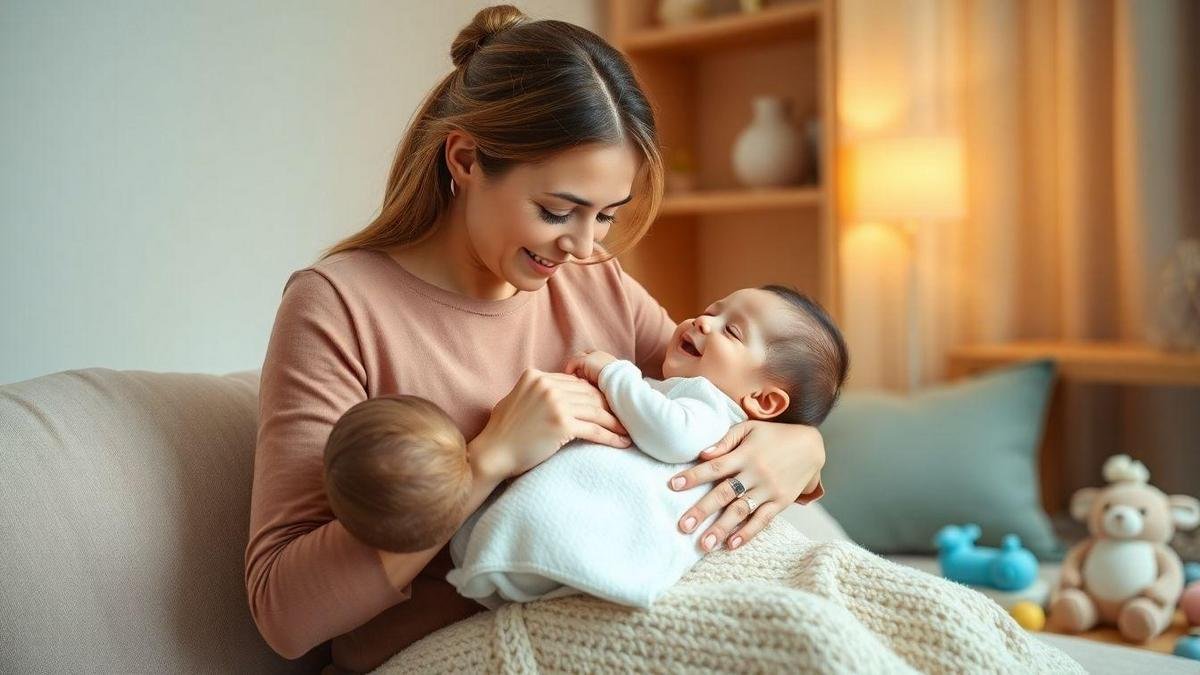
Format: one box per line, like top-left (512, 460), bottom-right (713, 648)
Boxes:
top-left (596, 359), bottom-right (732, 464)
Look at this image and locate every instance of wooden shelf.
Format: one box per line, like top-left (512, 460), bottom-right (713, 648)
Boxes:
top-left (659, 186), bottom-right (821, 216)
top-left (948, 341), bottom-right (1200, 388)
top-left (621, 2), bottom-right (821, 55)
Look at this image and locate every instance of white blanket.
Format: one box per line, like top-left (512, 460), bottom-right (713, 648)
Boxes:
top-left (447, 360), bottom-right (746, 609)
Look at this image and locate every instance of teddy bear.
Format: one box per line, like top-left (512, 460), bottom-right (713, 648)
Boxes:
top-left (1049, 454), bottom-right (1200, 642)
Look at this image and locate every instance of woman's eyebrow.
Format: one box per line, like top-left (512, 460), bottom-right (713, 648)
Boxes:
top-left (545, 192), bottom-right (633, 208)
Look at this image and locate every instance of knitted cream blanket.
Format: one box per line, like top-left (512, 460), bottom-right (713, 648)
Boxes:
top-left (375, 520), bottom-right (1083, 674)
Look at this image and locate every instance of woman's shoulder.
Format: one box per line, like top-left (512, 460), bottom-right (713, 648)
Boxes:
top-left (281, 248), bottom-right (412, 305)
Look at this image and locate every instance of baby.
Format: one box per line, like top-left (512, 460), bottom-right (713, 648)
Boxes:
top-left (324, 284), bottom-right (849, 607)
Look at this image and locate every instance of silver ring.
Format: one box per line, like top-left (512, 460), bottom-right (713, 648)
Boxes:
top-left (727, 477), bottom-right (747, 497)
top-left (741, 495), bottom-right (759, 514)
top-left (449, 178), bottom-right (457, 197)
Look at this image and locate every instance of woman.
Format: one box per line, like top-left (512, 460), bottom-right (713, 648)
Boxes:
top-left (245, 6), bottom-right (826, 672)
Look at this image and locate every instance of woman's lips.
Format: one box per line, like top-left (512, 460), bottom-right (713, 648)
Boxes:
top-left (523, 247), bottom-right (559, 276)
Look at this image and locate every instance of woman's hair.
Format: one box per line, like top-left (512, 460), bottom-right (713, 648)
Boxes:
top-left (323, 4), bottom-right (663, 261)
top-left (757, 285), bottom-right (850, 427)
top-left (323, 395), bottom-right (471, 553)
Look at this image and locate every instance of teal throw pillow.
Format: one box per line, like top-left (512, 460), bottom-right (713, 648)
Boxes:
top-left (817, 360), bottom-right (1064, 561)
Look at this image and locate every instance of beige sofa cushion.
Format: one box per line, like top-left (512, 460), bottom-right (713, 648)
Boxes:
top-left (0, 368), bottom-right (325, 673)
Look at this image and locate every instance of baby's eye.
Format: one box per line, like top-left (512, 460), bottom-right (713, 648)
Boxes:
top-left (725, 326), bottom-right (739, 339)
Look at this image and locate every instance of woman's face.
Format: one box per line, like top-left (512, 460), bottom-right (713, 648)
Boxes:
top-left (455, 137), bottom-right (641, 293)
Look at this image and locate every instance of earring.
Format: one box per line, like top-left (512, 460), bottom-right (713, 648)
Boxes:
top-left (449, 179), bottom-right (457, 197)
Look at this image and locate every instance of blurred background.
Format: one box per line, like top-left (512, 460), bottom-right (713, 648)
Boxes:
top-left (2, 0), bottom-right (1197, 550)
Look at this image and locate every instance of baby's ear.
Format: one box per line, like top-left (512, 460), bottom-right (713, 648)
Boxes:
top-left (742, 387), bottom-right (789, 421)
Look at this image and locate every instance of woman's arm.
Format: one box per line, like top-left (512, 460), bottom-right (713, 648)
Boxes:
top-left (246, 270), bottom-right (424, 659)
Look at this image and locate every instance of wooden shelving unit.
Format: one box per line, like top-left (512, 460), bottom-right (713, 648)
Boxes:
top-left (606, 0), bottom-right (839, 321)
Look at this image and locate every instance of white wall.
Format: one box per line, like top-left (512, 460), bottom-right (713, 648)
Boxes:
top-left (0, 1), bottom-right (598, 384)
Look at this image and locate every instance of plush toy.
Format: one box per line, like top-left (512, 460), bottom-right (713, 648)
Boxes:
top-left (935, 524), bottom-right (1038, 592)
top-left (1049, 455), bottom-right (1200, 643)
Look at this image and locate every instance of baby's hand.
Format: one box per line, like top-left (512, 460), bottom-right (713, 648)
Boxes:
top-left (564, 349), bottom-right (617, 385)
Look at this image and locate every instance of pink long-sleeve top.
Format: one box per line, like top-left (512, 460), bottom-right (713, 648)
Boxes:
top-left (244, 247), bottom-right (825, 666)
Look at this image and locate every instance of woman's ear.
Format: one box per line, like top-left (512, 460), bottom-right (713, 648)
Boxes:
top-left (741, 387), bottom-right (789, 421)
top-left (444, 130), bottom-right (478, 185)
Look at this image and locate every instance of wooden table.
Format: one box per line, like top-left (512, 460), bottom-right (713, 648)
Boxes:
top-left (947, 341), bottom-right (1200, 515)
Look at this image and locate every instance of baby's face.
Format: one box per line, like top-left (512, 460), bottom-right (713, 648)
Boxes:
top-left (662, 288), bottom-right (789, 404)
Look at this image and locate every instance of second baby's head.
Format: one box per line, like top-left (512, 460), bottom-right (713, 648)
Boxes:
top-left (662, 286), bottom-right (849, 426)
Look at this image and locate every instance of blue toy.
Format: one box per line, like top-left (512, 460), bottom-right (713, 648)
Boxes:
top-left (1185, 562), bottom-right (1200, 587)
top-left (1174, 630), bottom-right (1200, 661)
top-left (935, 524), bottom-right (1038, 592)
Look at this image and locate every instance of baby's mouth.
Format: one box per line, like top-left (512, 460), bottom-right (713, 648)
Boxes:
top-left (680, 333), bottom-right (701, 357)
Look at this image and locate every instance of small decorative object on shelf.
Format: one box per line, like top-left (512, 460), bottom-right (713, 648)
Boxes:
top-left (665, 147), bottom-right (697, 194)
top-left (657, 0), bottom-right (707, 27)
top-left (732, 95), bottom-right (806, 188)
top-left (1151, 238), bottom-right (1200, 351)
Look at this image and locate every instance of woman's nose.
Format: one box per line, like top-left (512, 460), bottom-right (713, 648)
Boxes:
top-left (557, 232), bottom-right (593, 261)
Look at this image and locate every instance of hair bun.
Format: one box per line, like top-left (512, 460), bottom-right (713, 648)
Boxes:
top-left (451, 5), bottom-right (528, 69)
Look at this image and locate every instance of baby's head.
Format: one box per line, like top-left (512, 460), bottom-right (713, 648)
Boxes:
top-left (662, 286), bottom-right (849, 426)
top-left (323, 395), bottom-right (471, 553)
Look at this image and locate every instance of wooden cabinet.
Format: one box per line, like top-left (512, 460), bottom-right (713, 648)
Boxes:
top-left (604, 0), bottom-right (840, 321)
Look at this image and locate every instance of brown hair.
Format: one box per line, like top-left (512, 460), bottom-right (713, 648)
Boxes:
top-left (322, 4), bottom-right (663, 261)
top-left (758, 285), bottom-right (850, 426)
top-left (323, 395), bottom-right (470, 553)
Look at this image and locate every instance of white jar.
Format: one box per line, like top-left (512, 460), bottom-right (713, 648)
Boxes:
top-left (732, 96), bottom-right (807, 187)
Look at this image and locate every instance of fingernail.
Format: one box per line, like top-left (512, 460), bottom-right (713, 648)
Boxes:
top-left (731, 536), bottom-right (743, 549)
top-left (703, 534), bottom-right (716, 550)
top-left (670, 476), bottom-right (685, 490)
top-left (682, 516), bottom-right (696, 532)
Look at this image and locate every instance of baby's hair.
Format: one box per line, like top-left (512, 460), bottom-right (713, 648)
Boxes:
top-left (757, 285), bottom-right (850, 426)
top-left (323, 395), bottom-right (470, 553)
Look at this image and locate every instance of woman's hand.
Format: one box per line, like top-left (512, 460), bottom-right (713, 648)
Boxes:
top-left (667, 421), bottom-right (824, 552)
top-left (469, 368), bottom-right (630, 483)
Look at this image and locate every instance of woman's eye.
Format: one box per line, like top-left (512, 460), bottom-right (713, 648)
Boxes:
top-left (597, 212), bottom-right (617, 224)
top-left (538, 206), bottom-right (570, 224)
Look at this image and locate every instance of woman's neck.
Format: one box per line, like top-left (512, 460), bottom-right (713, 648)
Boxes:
top-left (385, 204), bottom-right (519, 301)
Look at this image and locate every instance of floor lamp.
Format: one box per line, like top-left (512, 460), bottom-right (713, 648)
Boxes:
top-left (847, 135), bottom-right (965, 390)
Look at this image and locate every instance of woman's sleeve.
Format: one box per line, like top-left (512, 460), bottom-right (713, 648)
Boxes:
top-left (614, 260), bottom-right (675, 380)
top-left (244, 269), bottom-right (413, 660)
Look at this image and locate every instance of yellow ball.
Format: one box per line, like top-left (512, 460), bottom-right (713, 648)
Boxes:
top-left (1010, 601), bottom-right (1046, 631)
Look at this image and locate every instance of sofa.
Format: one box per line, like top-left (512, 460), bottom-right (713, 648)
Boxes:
top-left (0, 368), bottom-right (326, 673)
top-left (2, 368), bottom-right (1195, 673)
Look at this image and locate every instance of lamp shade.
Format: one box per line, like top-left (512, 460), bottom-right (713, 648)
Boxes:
top-left (847, 135), bottom-right (965, 221)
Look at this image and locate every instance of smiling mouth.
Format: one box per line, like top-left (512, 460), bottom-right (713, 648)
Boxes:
top-left (523, 248), bottom-right (561, 268)
top-left (680, 333), bottom-right (701, 357)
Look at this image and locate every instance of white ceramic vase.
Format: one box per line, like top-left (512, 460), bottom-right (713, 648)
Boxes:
top-left (732, 96), bottom-right (806, 188)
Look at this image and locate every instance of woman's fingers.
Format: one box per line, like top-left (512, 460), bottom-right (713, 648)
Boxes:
top-left (675, 421), bottom-right (751, 485)
top-left (673, 458), bottom-right (748, 533)
top-left (569, 403), bottom-right (629, 439)
top-left (569, 419), bottom-right (631, 449)
top-left (698, 485), bottom-right (769, 552)
top-left (726, 497), bottom-right (782, 550)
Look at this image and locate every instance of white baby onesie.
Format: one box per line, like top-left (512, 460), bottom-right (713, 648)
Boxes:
top-left (446, 359), bottom-right (748, 609)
